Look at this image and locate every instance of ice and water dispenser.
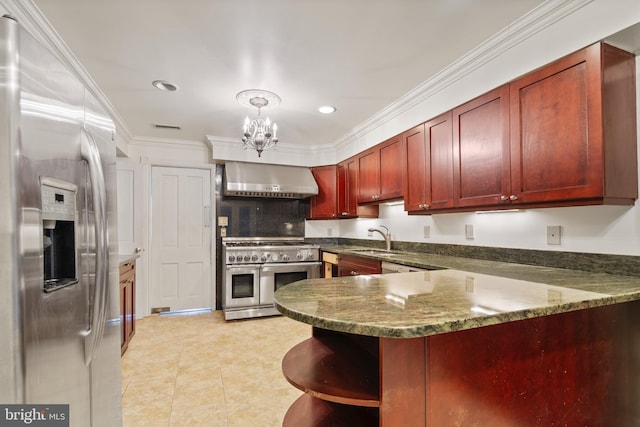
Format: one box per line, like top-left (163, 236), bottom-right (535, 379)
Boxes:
top-left (41, 178), bottom-right (78, 292)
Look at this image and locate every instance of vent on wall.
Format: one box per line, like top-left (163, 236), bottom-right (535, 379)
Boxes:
top-left (153, 123), bottom-right (181, 130)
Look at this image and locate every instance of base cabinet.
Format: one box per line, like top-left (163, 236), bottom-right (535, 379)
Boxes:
top-left (119, 260), bottom-right (136, 355)
top-left (281, 301), bottom-right (640, 426)
top-left (337, 254), bottom-right (381, 277)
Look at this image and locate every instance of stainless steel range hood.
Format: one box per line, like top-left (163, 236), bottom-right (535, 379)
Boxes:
top-left (224, 161), bottom-right (318, 198)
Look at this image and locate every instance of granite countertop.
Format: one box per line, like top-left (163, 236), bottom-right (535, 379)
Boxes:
top-left (274, 246), bottom-right (640, 338)
top-left (118, 253), bottom-right (140, 265)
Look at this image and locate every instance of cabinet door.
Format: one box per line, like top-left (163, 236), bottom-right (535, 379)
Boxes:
top-left (404, 124), bottom-right (427, 211)
top-left (344, 157), bottom-right (379, 218)
top-left (336, 162), bottom-right (349, 217)
top-left (453, 86), bottom-right (510, 208)
top-left (508, 43), bottom-right (636, 204)
top-left (378, 136), bottom-right (404, 201)
top-left (310, 165), bottom-right (338, 219)
top-left (338, 254), bottom-right (381, 276)
top-left (428, 111), bottom-right (454, 210)
top-left (357, 148), bottom-right (379, 203)
top-left (405, 114), bottom-right (454, 213)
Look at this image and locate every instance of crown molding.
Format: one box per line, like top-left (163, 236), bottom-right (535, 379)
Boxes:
top-left (205, 135), bottom-right (338, 156)
top-left (2, 0), bottom-right (594, 162)
top-left (0, 0), bottom-right (134, 143)
top-left (331, 0), bottom-right (595, 154)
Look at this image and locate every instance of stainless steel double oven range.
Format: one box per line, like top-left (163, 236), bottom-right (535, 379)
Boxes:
top-left (222, 237), bottom-right (321, 320)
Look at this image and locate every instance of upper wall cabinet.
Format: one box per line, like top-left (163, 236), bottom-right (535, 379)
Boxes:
top-left (507, 42), bottom-right (637, 207)
top-left (309, 162), bottom-right (378, 220)
top-left (404, 112), bottom-right (454, 212)
top-left (338, 156), bottom-right (379, 218)
top-left (449, 42), bottom-right (637, 212)
top-left (357, 135), bottom-right (405, 204)
top-left (309, 165), bottom-right (338, 219)
top-left (452, 86), bottom-right (511, 208)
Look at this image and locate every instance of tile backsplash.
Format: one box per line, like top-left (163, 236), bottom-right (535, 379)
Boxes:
top-left (215, 164), bottom-right (308, 237)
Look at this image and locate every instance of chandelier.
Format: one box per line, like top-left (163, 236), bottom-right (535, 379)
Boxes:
top-left (236, 89), bottom-right (280, 157)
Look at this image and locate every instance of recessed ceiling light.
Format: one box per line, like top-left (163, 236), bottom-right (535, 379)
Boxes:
top-left (318, 105), bottom-right (336, 114)
top-left (152, 80), bottom-right (179, 91)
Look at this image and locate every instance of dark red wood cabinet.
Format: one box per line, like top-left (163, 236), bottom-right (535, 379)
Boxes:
top-left (120, 260), bottom-right (136, 355)
top-left (450, 42), bottom-right (636, 211)
top-left (282, 301), bottom-right (640, 426)
top-left (452, 85), bottom-right (511, 208)
top-left (508, 42), bottom-right (637, 207)
top-left (404, 112), bottom-right (454, 213)
top-left (339, 157), bottom-right (379, 218)
top-left (357, 136), bottom-right (405, 204)
top-left (309, 165), bottom-right (339, 219)
top-left (310, 42), bottom-right (636, 217)
top-left (309, 162), bottom-right (378, 220)
top-left (337, 254), bottom-right (381, 277)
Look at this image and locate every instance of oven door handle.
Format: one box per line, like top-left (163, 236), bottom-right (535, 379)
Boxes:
top-left (261, 261), bottom-right (322, 271)
top-left (225, 264), bottom-right (261, 271)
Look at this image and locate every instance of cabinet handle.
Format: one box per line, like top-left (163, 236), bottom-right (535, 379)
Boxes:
top-left (341, 212), bottom-right (349, 216)
top-left (351, 270), bottom-right (358, 276)
top-left (510, 195), bottom-right (518, 201)
top-left (500, 195), bottom-right (508, 201)
top-left (423, 203), bottom-right (430, 209)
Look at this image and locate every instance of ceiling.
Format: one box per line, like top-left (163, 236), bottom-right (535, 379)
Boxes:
top-left (15, 1), bottom-right (572, 151)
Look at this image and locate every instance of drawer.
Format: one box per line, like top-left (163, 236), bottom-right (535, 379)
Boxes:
top-left (322, 252), bottom-right (338, 264)
top-left (119, 261), bottom-right (135, 277)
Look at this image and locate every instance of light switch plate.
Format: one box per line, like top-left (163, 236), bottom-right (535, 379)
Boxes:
top-left (218, 216), bottom-right (228, 227)
top-left (547, 225), bottom-right (561, 245)
top-left (423, 225), bottom-right (430, 239)
top-left (465, 224), bottom-right (474, 240)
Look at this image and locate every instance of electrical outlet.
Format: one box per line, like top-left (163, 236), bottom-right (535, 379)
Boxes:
top-left (547, 225), bottom-right (561, 245)
top-left (465, 224), bottom-right (474, 240)
top-left (327, 227), bottom-right (333, 237)
top-left (367, 230), bottom-right (372, 237)
top-left (423, 225), bottom-right (430, 239)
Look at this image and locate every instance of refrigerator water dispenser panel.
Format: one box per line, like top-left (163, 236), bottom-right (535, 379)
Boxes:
top-left (41, 178), bottom-right (78, 293)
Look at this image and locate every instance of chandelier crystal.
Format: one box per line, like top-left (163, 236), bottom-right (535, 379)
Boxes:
top-left (236, 89), bottom-right (280, 157)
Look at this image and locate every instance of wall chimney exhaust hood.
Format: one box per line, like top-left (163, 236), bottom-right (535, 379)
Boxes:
top-left (224, 161), bottom-right (318, 199)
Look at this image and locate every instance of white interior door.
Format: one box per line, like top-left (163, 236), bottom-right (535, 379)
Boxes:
top-left (117, 160), bottom-right (146, 318)
top-left (151, 166), bottom-right (212, 312)
top-left (117, 160), bottom-right (143, 254)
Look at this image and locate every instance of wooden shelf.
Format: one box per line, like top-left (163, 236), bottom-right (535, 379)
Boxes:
top-left (283, 394), bottom-right (379, 427)
top-left (282, 334), bottom-right (380, 407)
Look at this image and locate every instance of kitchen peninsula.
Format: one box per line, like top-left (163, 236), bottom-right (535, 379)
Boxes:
top-left (274, 263), bottom-right (640, 426)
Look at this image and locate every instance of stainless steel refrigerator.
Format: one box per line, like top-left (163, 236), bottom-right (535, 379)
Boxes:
top-left (0, 15), bottom-right (122, 426)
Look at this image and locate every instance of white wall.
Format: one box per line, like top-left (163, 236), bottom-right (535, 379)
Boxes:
top-left (306, 203), bottom-right (640, 256)
top-left (307, 0), bottom-right (640, 257)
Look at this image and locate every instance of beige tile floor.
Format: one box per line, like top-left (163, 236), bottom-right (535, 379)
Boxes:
top-left (121, 310), bottom-right (310, 427)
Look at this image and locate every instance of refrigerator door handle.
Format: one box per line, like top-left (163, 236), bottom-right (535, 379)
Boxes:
top-left (80, 128), bottom-right (109, 365)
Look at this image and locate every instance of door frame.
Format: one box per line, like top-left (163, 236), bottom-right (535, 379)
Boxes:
top-left (142, 161), bottom-right (216, 316)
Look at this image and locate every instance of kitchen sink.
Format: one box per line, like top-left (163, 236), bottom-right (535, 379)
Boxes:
top-left (348, 249), bottom-right (400, 257)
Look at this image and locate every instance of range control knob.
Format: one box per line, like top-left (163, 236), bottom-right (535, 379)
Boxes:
top-left (271, 254), bottom-right (278, 262)
top-left (296, 252), bottom-right (303, 260)
top-left (261, 255), bottom-right (268, 262)
top-left (282, 254), bottom-right (290, 262)
top-left (251, 254), bottom-right (258, 262)
top-left (243, 255), bottom-right (251, 262)
top-left (228, 255), bottom-right (235, 262)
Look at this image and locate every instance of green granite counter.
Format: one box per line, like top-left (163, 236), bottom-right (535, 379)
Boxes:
top-left (274, 265), bottom-right (640, 338)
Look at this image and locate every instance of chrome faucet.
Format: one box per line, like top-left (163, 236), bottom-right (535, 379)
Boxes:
top-left (368, 225), bottom-right (392, 251)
